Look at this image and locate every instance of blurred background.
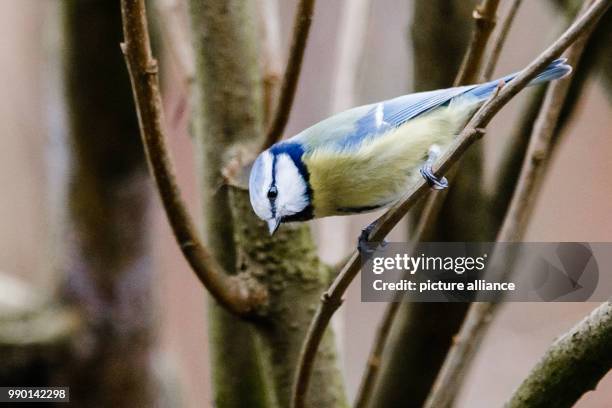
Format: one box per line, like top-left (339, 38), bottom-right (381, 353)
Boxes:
top-left (0, 0), bottom-right (610, 407)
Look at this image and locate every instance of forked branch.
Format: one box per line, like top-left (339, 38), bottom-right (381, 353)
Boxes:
top-left (424, 1), bottom-right (609, 407)
top-left (354, 1), bottom-right (507, 405)
top-left (291, 0), bottom-right (611, 405)
top-left (120, 0), bottom-right (267, 316)
top-left (454, 0), bottom-right (500, 85)
top-left (482, 0), bottom-right (523, 80)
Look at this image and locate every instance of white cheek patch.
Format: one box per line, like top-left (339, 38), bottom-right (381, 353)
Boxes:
top-left (249, 151), bottom-right (274, 220)
top-left (275, 154), bottom-right (309, 215)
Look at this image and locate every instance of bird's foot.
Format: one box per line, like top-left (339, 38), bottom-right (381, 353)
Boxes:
top-left (358, 222), bottom-right (387, 258)
top-left (420, 165), bottom-right (448, 190)
top-left (420, 144), bottom-right (448, 190)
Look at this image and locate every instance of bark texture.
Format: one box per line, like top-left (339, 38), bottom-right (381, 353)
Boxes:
top-left (189, 1), bottom-right (347, 406)
top-left (506, 302), bottom-right (612, 408)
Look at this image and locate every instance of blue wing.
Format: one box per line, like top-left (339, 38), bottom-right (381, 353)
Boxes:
top-left (291, 86), bottom-right (474, 151)
top-left (290, 59), bottom-right (570, 153)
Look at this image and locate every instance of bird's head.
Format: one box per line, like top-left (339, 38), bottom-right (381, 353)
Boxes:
top-left (248, 143), bottom-right (313, 234)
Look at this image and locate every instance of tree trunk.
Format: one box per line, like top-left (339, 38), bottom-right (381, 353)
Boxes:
top-left (188, 1), bottom-right (347, 407)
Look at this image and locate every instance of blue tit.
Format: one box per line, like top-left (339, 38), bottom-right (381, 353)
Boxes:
top-left (249, 59), bottom-right (571, 234)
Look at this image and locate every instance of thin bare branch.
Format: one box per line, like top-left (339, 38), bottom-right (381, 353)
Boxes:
top-left (454, 0), bottom-right (501, 86)
top-left (354, 3), bottom-right (513, 401)
top-left (120, 0), bottom-right (267, 316)
top-left (483, 0), bottom-right (523, 81)
top-left (261, 0), bottom-right (316, 150)
top-left (291, 1), bottom-right (610, 405)
top-left (258, 0), bottom-right (283, 125)
top-left (354, 300), bottom-right (400, 408)
top-left (423, 2), bottom-right (608, 407)
top-left (408, 0), bottom-right (519, 265)
top-left (411, 0), bottom-right (505, 245)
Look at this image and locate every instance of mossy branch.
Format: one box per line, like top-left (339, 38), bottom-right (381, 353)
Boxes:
top-left (506, 301), bottom-right (612, 407)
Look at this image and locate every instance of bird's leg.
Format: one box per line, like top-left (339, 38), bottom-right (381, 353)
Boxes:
top-left (420, 144), bottom-right (448, 190)
top-left (358, 221), bottom-right (387, 258)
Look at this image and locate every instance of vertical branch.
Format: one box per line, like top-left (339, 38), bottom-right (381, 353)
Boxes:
top-left (230, 193), bottom-right (348, 408)
top-left (424, 2), bottom-right (609, 407)
top-left (410, 0), bottom-right (475, 93)
top-left (482, 0), bottom-right (523, 80)
top-left (550, 0), bottom-right (612, 98)
top-left (427, 0), bottom-right (499, 258)
top-left (257, 0), bottom-right (283, 125)
top-left (353, 300), bottom-right (400, 408)
top-left (412, 0), bottom-right (504, 241)
top-left (189, 0), bottom-right (347, 406)
top-left (454, 0), bottom-right (501, 85)
top-left (490, 87), bottom-right (546, 224)
top-left (187, 1), bottom-right (275, 406)
top-left (292, 1), bottom-right (610, 404)
top-left (362, 1), bottom-right (497, 406)
top-left (261, 0), bottom-right (316, 150)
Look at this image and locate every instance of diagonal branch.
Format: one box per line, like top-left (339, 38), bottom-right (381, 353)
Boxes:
top-left (353, 1), bottom-right (510, 404)
top-left (410, 0), bottom-right (504, 252)
top-left (291, 1), bottom-right (611, 405)
top-left (506, 300), bottom-right (612, 407)
top-left (454, 0), bottom-right (501, 86)
top-left (119, 0), bottom-right (267, 316)
top-left (423, 2), bottom-right (609, 407)
top-left (482, 0), bottom-right (523, 81)
top-left (353, 299), bottom-right (400, 408)
top-left (261, 0), bottom-right (316, 150)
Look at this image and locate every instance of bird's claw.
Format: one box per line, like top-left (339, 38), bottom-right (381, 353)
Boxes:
top-left (358, 223), bottom-right (387, 258)
top-left (420, 165), bottom-right (448, 190)
top-left (420, 144), bottom-right (448, 190)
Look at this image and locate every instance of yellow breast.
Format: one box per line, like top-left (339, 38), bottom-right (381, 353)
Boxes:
top-left (304, 102), bottom-right (475, 218)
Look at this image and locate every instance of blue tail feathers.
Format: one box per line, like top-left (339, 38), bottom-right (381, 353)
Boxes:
top-left (527, 58), bottom-right (572, 85)
top-left (467, 58), bottom-right (572, 101)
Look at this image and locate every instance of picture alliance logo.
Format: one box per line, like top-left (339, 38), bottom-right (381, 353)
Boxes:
top-left (532, 243), bottom-right (598, 301)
